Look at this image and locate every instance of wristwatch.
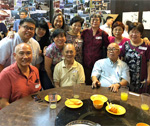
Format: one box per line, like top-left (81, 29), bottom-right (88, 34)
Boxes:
top-left (118, 83), bottom-right (121, 89)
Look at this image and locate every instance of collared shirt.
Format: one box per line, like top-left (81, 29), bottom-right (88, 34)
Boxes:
top-left (0, 62), bottom-right (41, 103)
top-left (45, 42), bottom-right (64, 66)
top-left (81, 28), bottom-right (109, 69)
top-left (91, 58), bottom-right (130, 87)
top-left (100, 23), bottom-right (112, 36)
top-left (53, 60), bottom-right (85, 87)
top-left (0, 33), bottom-right (43, 68)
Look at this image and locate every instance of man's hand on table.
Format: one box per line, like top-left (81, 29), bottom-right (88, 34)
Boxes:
top-left (108, 83), bottom-right (120, 93)
top-left (92, 80), bottom-right (101, 89)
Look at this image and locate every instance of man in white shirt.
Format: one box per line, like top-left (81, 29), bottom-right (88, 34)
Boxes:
top-left (100, 16), bottom-right (113, 36)
top-left (91, 43), bottom-right (130, 92)
top-left (0, 18), bottom-right (43, 72)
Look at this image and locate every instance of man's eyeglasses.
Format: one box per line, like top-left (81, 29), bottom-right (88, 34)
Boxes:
top-left (107, 48), bottom-right (119, 52)
top-left (21, 25), bottom-right (35, 31)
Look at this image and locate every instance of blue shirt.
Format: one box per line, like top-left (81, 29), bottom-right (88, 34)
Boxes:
top-left (91, 58), bottom-right (130, 87)
top-left (13, 19), bottom-right (20, 32)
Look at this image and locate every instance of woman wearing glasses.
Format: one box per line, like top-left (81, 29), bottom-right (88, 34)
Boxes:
top-left (108, 21), bottom-right (130, 49)
top-left (121, 22), bottom-right (150, 93)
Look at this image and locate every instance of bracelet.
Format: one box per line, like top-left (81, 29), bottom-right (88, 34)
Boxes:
top-left (118, 83), bottom-right (121, 89)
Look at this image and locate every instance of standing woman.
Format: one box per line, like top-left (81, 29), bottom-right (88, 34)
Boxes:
top-left (50, 13), bottom-right (68, 34)
top-left (66, 16), bottom-right (84, 64)
top-left (45, 29), bottom-right (66, 86)
top-left (108, 21), bottom-right (130, 49)
top-left (34, 18), bottom-right (51, 89)
top-left (121, 22), bottom-right (150, 93)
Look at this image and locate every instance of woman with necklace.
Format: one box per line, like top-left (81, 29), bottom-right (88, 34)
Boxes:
top-left (66, 16), bottom-right (84, 64)
top-left (108, 21), bottom-right (130, 49)
top-left (121, 22), bottom-right (150, 93)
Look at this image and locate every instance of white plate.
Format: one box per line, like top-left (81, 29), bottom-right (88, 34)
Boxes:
top-left (66, 120), bottom-right (101, 126)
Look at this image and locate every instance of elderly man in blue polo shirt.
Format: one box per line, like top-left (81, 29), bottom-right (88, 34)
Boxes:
top-left (91, 43), bottom-right (130, 92)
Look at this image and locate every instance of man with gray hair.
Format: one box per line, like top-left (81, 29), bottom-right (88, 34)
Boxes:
top-left (0, 17), bottom-right (42, 72)
top-left (0, 43), bottom-right (41, 109)
top-left (91, 43), bottom-right (130, 92)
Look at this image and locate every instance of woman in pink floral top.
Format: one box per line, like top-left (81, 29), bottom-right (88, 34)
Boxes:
top-left (45, 29), bottom-right (66, 85)
top-left (66, 16), bottom-right (84, 64)
top-left (108, 21), bottom-right (130, 49)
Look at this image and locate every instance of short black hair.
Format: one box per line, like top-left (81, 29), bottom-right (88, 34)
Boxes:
top-left (126, 20), bottom-right (132, 26)
top-left (35, 18), bottom-right (50, 43)
top-left (52, 29), bottom-right (66, 39)
top-left (89, 13), bottom-right (101, 22)
top-left (112, 21), bottom-right (125, 31)
top-left (70, 16), bottom-right (84, 26)
top-left (51, 13), bottom-right (65, 29)
top-left (106, 16), bottom-right (113, 21)
top-left (128, 22), bottom-right (144, 35)
top-left (19, 17), bottom-right (36, 26)
top-left (19, 9), bottom-right (28, 15)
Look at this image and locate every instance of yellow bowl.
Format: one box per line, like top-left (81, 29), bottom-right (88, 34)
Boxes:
top-left (93, 100), bottom-right (104, 109)
top-left (136, 123), bottom-right (149, 126)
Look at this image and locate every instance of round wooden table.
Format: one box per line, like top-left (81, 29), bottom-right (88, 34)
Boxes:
top-left (0, 85), bottom-right (149, 126)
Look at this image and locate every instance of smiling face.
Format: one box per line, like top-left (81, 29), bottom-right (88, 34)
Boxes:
top-left (63, 44), bottom-right (76, 63)
top-left (18, 22), bottom-right (35, 42)
top-left (129, 29), bottom-right (142, 43)
top-left (113, 26), bottom-right (124, 38)
top-left (90, 17), bottom-right (101, 29)
top-left (35, 27), bottom-right (46, 38)
top-left (53, 33), bottom-right (66, 49)
top-left (107, 43), bottom-right (120, 63)
top-left (71, 21), bottom-right (82, 35)
top-left (54, 15), bottom-right (63, 29)
top-left (13, 43), bottom-right (32, 68)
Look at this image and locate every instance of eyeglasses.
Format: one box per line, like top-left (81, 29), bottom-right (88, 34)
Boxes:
top-left (129, 31), bottom-right (140, 35)
top-left (107, 48), bottom-right (119, 52)
top-left (114, 28), bottom-right (123, 32)
top-left (91, 19), bottom-right (100, 22)
top-left (21, 25), bottom-right (35, 31)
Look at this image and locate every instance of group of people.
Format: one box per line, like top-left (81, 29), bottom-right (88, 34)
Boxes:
top-left (0, 12), bottom-right (150, 109)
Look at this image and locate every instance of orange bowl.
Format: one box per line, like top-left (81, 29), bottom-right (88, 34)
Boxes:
top-left (93, 100), bottom-right (104, 109)
top-left (136, 123), bottom-right (149, 126)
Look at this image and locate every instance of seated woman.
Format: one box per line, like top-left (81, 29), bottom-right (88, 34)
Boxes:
top-left (121, 22), bottom-right (150, 93)
top-left (53, 43), bottom-right (85, 87)
top-left (34, 18), bottom-right (51, 89)
top-left (108, 21), bottom-right (130, 49)
top-left (45, 29), bottom-right (66, 86)
top-left (66, 16), bottom-right (84, 64)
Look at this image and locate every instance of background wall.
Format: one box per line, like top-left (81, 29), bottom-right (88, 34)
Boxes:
top-left (110, 0), bottom-right (150, 39)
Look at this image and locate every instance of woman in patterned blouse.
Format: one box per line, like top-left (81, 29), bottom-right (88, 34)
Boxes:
top-left (66, 16), bottom-right (84, 64)
top-left (121, 22), bottom-right (150, 93)
top-left (45, 29), bottom-right (66, 86)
